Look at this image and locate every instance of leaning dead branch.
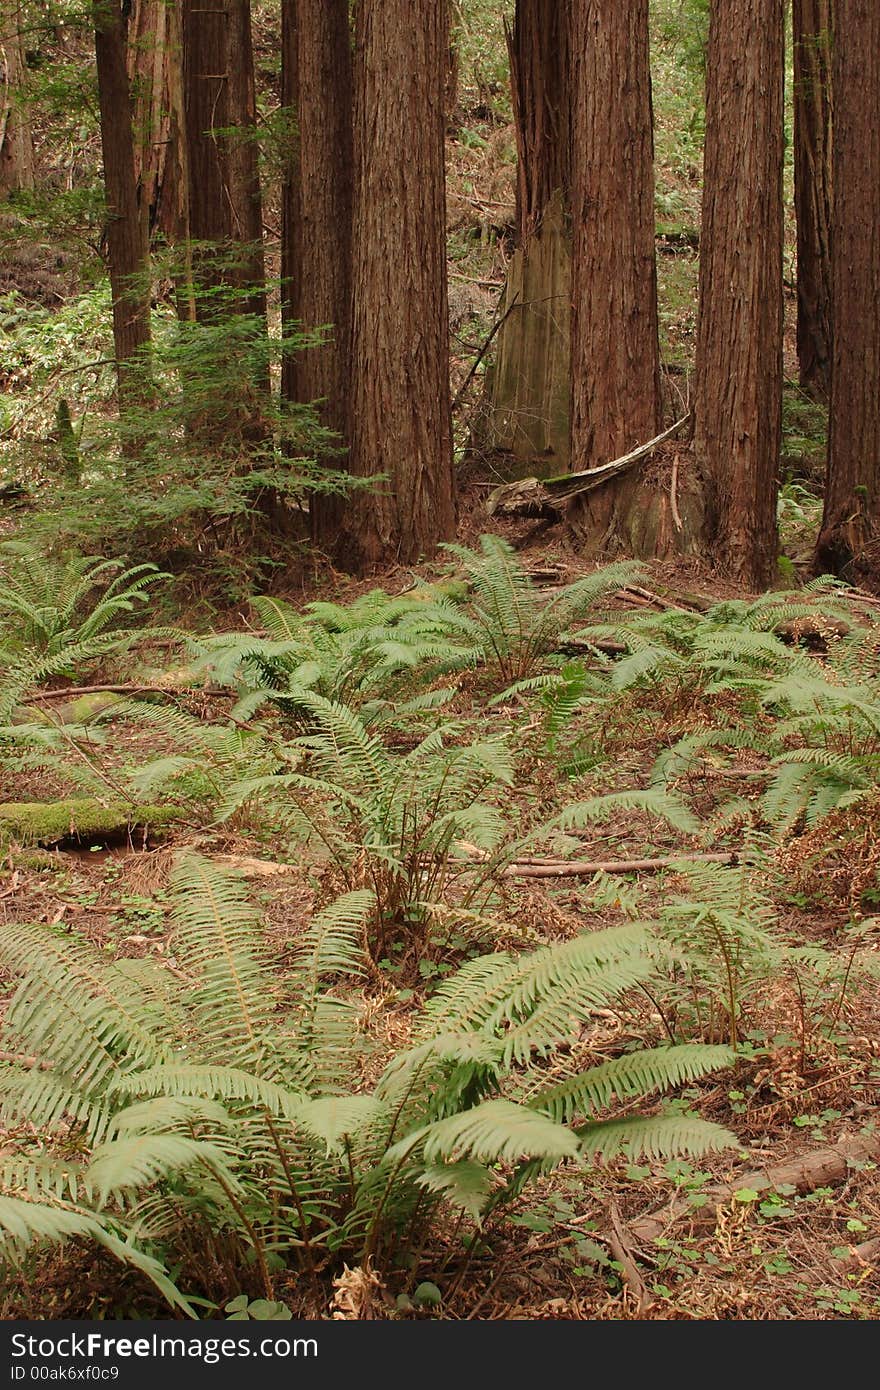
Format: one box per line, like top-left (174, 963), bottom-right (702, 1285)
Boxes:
top-left (486, 413), bottom-right (692, 517)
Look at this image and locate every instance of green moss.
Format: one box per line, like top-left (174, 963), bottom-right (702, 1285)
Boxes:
top-left (0, 798), bottom-right (184, 846)
top-left (7, 849), bottom-right (65, 872)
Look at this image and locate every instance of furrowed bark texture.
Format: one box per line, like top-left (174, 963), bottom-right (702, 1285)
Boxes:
top-left (225, 0), bottom-right (266, 322)
top-left (569, 0), bottom-right (662, 475)
top-left (793, 0), bottom-right (833, 399)
top-left (345, 0), bottom-right (455, 569)
top-left (93, 0), bottom-right (152, 410)
top-left (694, 0), bottom-right (784, 588)
top-left (127, 0), bottom-right (169, 247)
top-left (508, 0), bottom-right (570, 246)
top-left (816, 0), bottom-right (880, 584)
top-left (280, 0), bottom-right (299, 404)
top-left (0, 3), bottom-right (35, 197)
top-left (182, 0), bottom-right (230, 310)
top-left (482, 0), bottom-right (571, 475)
top-left (281, 0), bottom-right (353, 544)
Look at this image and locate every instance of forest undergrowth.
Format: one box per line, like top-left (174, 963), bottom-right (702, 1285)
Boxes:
top-left (0, 533), bottom-right (878, 1322)
top-left (0, 0), bottom-right (875, 1325)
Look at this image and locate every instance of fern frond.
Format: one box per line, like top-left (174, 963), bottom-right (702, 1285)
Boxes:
top-left (530, 1044), bottom-right (734, 1123)
top-left (577, 1111), bottom-right (736, 1161)
top-left (167, 853), bottom-right (277, 1068)
top-left (398, 1099), bottom-right (581, 1166)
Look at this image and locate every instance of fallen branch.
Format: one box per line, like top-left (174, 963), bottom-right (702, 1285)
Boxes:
top-left (22, 683), bottom-right (190, 704)
top-left (630, 1132), bottom-right (880, 1247)
top-left (486, 414), bottom-right (692, 517)
top-left (503, 851), bottom-right (740, 879)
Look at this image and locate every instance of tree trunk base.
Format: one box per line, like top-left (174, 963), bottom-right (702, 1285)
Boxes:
top-left (568, 449), bottom-right (707, 562)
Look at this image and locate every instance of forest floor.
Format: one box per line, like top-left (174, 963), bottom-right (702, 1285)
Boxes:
top-left (0, 2), bottom-right (873, 1323)
top-left (1, 511), bottom-right (879, 1322)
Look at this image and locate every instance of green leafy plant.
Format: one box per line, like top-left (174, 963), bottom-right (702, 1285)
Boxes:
top-left (441, 535), bottom-right (644, 684)
top-left (0, 543), bottom-right (171, 719)
top-left (223, 692), bottom-right (517, 960)
top-left (189, 588), bottom-right (463, 732)
top-left (0, 854), bottom-right (736, 1313)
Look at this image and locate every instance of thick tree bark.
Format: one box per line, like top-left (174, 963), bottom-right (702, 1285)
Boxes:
top-left (181, 0), bottom-right (230, 312)
top-left (508, 0), bottom-right (570, 248)
top-left (280, 0), bottom-right (299, 403)
top-left (569, 0), bottom-right (662, 476)
top-left (93, 0), bottom-right (152, 413)
top-left (815, 0), bottom-right (880, 584)
top-left (181, 0), bottom-right (266, 397)
top-left (693, 0), bottom-right (784, 589)
top-left (0, 3), bottom-right (35, 198)
top-left (281, 0), bottom-right (353, 545)
top-left (793, 0), bottom-right (833, 400)
top-left (344, 0), bottom-right (455, 569)
top-left (127, 0), bottom-right (169, 249)
top-left (225, 0), bottom-right (266, 324)
top-left (481, 0), bottom-right (572, 475)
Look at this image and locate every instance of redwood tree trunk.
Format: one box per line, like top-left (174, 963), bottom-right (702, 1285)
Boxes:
top-left (181, 0), bottom-right (233, 315)
top-left (225, 0), bottom-right (266, 323)
top-left (815, 0), bottom-right (880, 583)
top-left (345, 0), bottom-right (455, 569)
top-left (0, 4), bottom-right (35, 198)
top-left (482, 0), bottom-right (572, 474)
top-left (793, 0), bottom-right (833, 400)
top-left (93, 0), bottom-right (152, 412)
top-left (127, 0), bottom-right (169, 249)
top-left (569, 0), bottom-right (662, 475)
top-left (509, 0), bottom-right (570, 247)
top-left (281, 0), bottom-right (353, 545)
top-left (693, 0), bottom-right (784, 589)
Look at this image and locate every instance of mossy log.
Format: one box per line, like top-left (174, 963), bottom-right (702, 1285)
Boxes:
top-left (0, 798), bottom-right (185, 847)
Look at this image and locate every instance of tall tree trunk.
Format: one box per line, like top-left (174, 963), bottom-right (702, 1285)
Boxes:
top-left (793, 0), bottom-right (833, 400)
top-left (0, 3), bottom-right (35, 198)
top-left (127, 0), bottom-right (169, 250)
top-left (93, 0), bottom-right (152, 413)
top-left (225, 0), bottom-right (266, 324)
top-left (344, 0), bottom-right (455, 569)
top-left (815, 0), bottom-right (880, 583)
top-left (568, 0), bottom-right (663, 549)
top-left (280, 0), bottom-right (299, 404)
top-left (693, 0), bottom-right (784, 589)
top-left (177, 0), bottom-right (264, 353)
top-left (509, 0), bottom-right (570, 247)
top-left (281, 0), bottom-right (353, 546)
top-left (481, 0), bottom-right (572, 474)
top-left (181, 0), bottom-right (230, 312)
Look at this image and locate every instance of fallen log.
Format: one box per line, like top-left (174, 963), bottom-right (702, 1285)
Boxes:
top-left (630, 1132), bottom-right (880, 1247)
top-left (503, 851), bottom-right (740, 879)
top-left (21, 682), bottom-right (188, 702)
top-left (0, 798), bottom-right (185, 847)
top-left (486, 414), bottom-right (692, 518)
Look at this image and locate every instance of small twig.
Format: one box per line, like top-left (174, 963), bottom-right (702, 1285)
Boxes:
top-left (451, 292), bottom-right (520, 411)
top-left (607, 1200), bottom-right (653, 1315)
